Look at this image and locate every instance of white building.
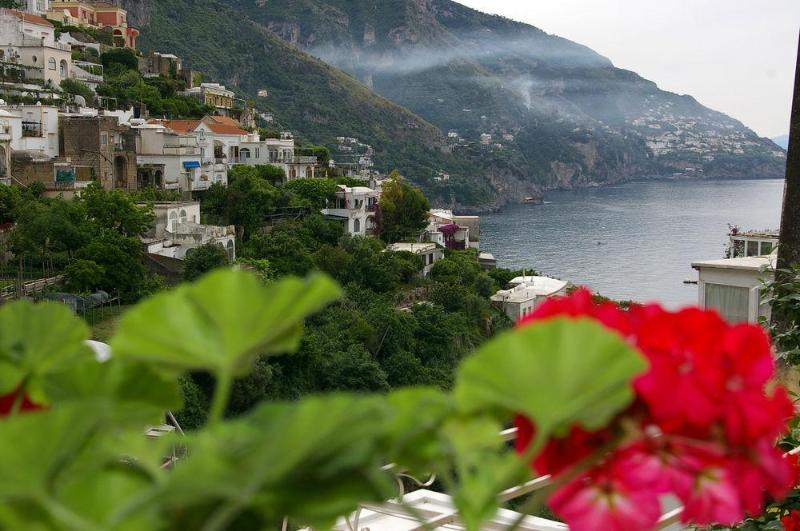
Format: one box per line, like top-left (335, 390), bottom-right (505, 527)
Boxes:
top-left (0, 9), bottom-right (72, 88)
top-left (134, 123), bottom-right (215, 192)
top-left (22, 0), bottom-right (50, 16)
top-left (142, 201), bottom-right (235, 261)
top-left (490, 276), bottom-right (569, 321)
top-left (728, 230), bottom-right (779, 258)
top-left (156, 118), bottom-right (317, 184)
top-left (386, 242), bottom-right (444, 277)
top-left (426, 209), bottom-right (480, 250)
top-left (0, 103), bottom-right (59, 160)
top-left (321, 185), bottom-right (380, 237)
top-left (182, 83), bottom-right (235, 116)
top-left (238, 131), bottom-right (318, 180)
top-left (692, 254), bottom-right (775, 324)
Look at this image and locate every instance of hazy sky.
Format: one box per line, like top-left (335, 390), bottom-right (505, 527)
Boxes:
top-left (456, 0), bottom-right (800, 138)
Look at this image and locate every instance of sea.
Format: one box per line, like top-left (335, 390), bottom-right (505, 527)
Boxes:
top-left (480, 179), bottom-right (786, 308)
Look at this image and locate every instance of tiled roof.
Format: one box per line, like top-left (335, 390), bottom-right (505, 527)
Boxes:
top-left (158, 119), bottom-right (201, 134)
top-left (202, 115), bottom-right (248, 135)
top-left (8, 10), bottom-right (53, 27)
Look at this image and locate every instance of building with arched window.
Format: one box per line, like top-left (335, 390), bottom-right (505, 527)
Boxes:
top-left (141, 201), bottom-right (236, 261)
top-left (0, 9), bottom-right (72, 87)
top-left (45, 1), bottom-right (139, 49)
top-left (321, 185), bottom-right (381, 237)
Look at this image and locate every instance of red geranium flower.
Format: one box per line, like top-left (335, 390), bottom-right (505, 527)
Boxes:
top-left (0, 387), bottom-right (44, 416)
top-left (513, 289), bottom-right (794, 531)
top-left (783, 510), bottom-right (800, 531)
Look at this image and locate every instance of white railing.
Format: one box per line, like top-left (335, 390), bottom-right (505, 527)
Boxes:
top-left (340, 427), bottom-right (685, 531)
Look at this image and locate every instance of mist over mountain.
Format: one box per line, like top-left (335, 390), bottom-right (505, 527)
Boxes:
top-left (123, 0), bottom-right (787, 209)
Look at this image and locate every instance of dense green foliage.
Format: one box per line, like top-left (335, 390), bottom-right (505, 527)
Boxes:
top-left (183, 243), bottom-right (230, 281)
top-left (0, 270), bottom-right (647, 530)
top-left (96, 63), bottom-right (213, 119)
top-left (2, 183), bottom-right (155, 300)
top-left (58, 79), bottom-right (95, 105)
top-left (763, 265), bottom-right (800, 365)
top-left (378, 171), bottom-right (431, 243)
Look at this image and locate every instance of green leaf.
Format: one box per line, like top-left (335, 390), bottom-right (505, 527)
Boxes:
top-left (110, 270), bottom-right (342, 377)
top-left (0, 300), bottom-right (90, 401)
top-left (454, 317), bottom-right (648, 442)
top-left (42, 358), bottom-right (182, 427)
top-left (56, 464), bottom-right (160, 531)
top-left (161, 394), bottom-right (395, 529)
top-left (442, 416), bottom-right (524, 531)
top-left (0, 405), bottom-right (101, 501)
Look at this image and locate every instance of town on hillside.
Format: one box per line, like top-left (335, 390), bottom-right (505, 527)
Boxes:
top-left (0, 0), bottom-right (526, 306)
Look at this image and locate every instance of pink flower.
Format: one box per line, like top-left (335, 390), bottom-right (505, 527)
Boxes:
top-left (677, 467), bottom-right (743, 525)
top-left (549, 469), bottom-right (661, 531)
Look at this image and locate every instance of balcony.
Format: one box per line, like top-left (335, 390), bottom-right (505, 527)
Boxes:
top-left (293, 156), bottom-right (318, 164)
top-left (162, 145), bottom-right (200, 156)
top-left (190, 179), bottom-right (212, 191)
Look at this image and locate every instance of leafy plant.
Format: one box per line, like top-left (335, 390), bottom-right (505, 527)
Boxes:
top-left (0, 269), bottom-right (649, 530)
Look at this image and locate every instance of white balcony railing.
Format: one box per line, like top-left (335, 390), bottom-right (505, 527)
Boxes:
top-left (337, 427), bottom-right (686, 531)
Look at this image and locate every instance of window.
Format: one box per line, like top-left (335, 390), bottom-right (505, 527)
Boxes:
top-left (48, 58), bottom-right (56, 70)
top-left (32, 56), bottom-right (38, 64)
top-left (761, 242), bottom-right (774, 256)
top-left (705, 283), bottom-right (750, 323)
top-left (353, 218), bottom-right (361, 233)
top-left (179, 209), bottom-right (187, 224)
top-left (169, 212), bottom-right (177, 232)
top-left (732, 239), bottom-right (745, 258)
top-left (60, 59), bottom-right (68, 77)
top-left (746, 241), bottom-right (759, 257)
top-left (100, 133), bottom-right (108, 146)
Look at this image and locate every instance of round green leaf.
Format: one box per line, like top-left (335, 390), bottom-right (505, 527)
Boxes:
top-left (454, 317), bottom-right (648, 441)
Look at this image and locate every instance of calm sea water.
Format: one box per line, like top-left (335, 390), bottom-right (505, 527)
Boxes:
top-left (480, 179), bottom-right (785, 308)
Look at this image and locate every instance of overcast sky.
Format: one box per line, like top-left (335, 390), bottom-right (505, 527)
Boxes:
top-left (456, 0), bottom-right (800, 138)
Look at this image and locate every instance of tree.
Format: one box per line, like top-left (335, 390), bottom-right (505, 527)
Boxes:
top-left (286, 178), bottom-right (338, 209)
top-left (100, 48), bottom-right (138, 74)
top-left (75, 231), bottom-right (145, 299)
top-left (60, 79), bottom-right (95, 105)
top-left (778, 34), bottom-right (800, 273)
top-left (78, 183), bottom-right (154, 237)
top-left (183, 244), bottom-right (230, 282)
top-left (775, 32), bottom-right (800, 330)
top-left (0, 0), bottom-right (21, 8)
top-left (378, 171), bottom-right (430, 243)
top-left (0, 184), bottom-right (21, 225)
top-left (64, 259), bottom-right (105, 293)
top-left (298, 145), bottom-right (331, 166)
top-left (201, 173), bottom-right (285, 240)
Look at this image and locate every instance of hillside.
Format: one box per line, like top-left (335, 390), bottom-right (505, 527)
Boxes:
top-left (121, 0), bottom-right (498, 208)
top-left (122, 0), bottom-right (787, 209)
top-left (223, 0), bottom-right (787, 183)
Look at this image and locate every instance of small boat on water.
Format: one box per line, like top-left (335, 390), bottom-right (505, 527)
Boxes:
top-left (524, 196), bottom-right (541, 204)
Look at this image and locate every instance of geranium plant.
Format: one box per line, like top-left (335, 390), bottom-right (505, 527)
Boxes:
top-left (0, 271), bottom-right (792, 531)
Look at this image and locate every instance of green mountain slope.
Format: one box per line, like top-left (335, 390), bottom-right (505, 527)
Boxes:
top-left (121, 0), bottom-right (498, 208)
top-left (223, 0), bottom-right (787, 184)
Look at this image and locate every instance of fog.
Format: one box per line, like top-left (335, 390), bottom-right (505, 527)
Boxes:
top-left (456, 0), bottom-right (800, 138)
